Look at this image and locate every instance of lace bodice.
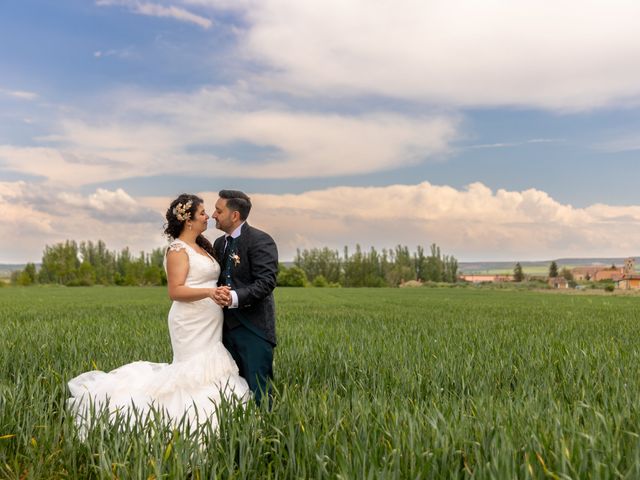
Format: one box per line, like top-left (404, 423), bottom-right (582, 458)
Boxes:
top-left (164, 239), bottom-right (220, 288)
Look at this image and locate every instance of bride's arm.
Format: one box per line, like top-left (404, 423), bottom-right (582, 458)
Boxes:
top-left (166, 249), bottom-right (222, 302)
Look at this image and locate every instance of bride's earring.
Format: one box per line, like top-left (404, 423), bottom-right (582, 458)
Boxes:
top-left (188, 223), bottom-right (192, 230)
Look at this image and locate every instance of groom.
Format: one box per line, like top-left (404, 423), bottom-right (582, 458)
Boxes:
top-left (212, 190), bottom-right (278, 406)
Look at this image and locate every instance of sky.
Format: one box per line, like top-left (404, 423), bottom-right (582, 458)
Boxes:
top-left (1, 0), bottom-right (640, 263)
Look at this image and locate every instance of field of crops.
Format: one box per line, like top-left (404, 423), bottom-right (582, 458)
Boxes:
top-left (2, 286), bottom-right (640, 478)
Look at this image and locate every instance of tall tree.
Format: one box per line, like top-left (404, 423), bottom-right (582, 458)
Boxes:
top-left (424, 243), bottom-right (444, 282)
top-left (443, 255), bottom-right (459, 283)
top-left (77, 260), bottom-right (97, 286)
top-left (38, 240), bottom-right (79, 285)
top-left (548, 261), bottom-right (559, 278)
top-left (294, 247), bottom-right (341, 284)
top-left (14, 262), bottom-right (37, 286)
top-left (513, 262), bottom-right (525, 282)
top-left (277, 264), bottom-right (307, 287)
top-left (385, 245), bottom-right (414, 286)
top-left (415, 245), bottom-right (427, 281)
top-left (560, 267), bottom-right (574, 282)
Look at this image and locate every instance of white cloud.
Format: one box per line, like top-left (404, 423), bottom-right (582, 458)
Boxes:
top-left (58, 188), bottom-right (161, 223)
top-left (2, 181), bottom-right (639, 263)
top-left (88, 188), bottom-right (138, 212)
top-left (466, 138), bottom-right (564, 150)
top-left (96, 0), bottom-right (212, 28)
top-left (136, 183), bottom-right (640, 262)
top-left (184, 0), bottom-right (640, 110)
top-left (214, 111), bottom-right (457, 178)
top-left (242, 182), bottom-right (640, 261)
top-left (0, 182), bottom-right (164, 263)
top-left (0, 182), bottom-right (160, 225)
top-left (0, 88), bottom-right (38, 101)
top-left (0, 85), bottom-right (459, 186)
top-left (95, 0), bottom-right (640, 109)
top-left (93, 47), bottom-right (135, 59)
top-left (135, 2), bottom-right (212, 28)
top-left (0, 182), bottom-right (54, 234)
top-left (0, 145), bottom-right (134, 186)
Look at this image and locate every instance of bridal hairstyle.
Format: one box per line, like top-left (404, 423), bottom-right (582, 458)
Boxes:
top-left (164, 193), bottom-right (216, 258)
top-left (219, 189), bottom-right (252, 220)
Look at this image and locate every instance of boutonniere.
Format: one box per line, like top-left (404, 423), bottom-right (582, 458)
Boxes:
top-left (230, 253), bottom-right (241, 266)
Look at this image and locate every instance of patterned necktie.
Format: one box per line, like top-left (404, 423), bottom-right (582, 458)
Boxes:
top-left (222, 236), bottom-right (236, 287)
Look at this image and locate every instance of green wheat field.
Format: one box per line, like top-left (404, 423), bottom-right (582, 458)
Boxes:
top-left (2, 286), bottom-right (640, 478)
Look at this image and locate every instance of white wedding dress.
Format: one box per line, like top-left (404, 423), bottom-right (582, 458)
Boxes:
top-left (67, 239), bottom-right (250, 433)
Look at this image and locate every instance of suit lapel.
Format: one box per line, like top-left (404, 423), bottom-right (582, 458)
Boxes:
top-left (233, 223), bottom-right (247, 272)
top-left (215, 236), bottom-right (225, 262)
top-left (237, 223), bottom-right (249, 248)
top-left (239, 222), bottom-right (249, 239)
top-left (233, 223), bottom-right (250, 275)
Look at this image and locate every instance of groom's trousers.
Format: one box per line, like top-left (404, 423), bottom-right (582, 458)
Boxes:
top-left (223, 324), bottom-right (274, 407)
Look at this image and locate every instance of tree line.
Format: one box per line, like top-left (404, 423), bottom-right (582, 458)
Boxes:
top-left (278, 244), bottom-right (458, 287)
top-left (12, 240), bottom-right (459, 288)
top-left (12, 240), bottom-right (166, 286)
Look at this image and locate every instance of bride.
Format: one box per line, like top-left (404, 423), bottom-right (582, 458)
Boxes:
top-left (68, 194), bottom-right (250, 434)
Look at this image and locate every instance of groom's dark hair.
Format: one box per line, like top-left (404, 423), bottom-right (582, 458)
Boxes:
top-left (219, 190), bottom-right (252, 220)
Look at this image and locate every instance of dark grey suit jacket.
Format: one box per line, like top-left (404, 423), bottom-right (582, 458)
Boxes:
top-left (214, 223), bottom-right (278, 345)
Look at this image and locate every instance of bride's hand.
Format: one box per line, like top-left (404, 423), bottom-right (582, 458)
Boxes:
top-left (211, 286), bottom-right (231, 306)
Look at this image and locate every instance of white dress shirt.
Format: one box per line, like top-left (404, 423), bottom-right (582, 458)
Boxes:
top-left (225, 222), bottom-right (244, 308)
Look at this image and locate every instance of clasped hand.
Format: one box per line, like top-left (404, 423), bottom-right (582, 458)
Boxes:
top-left (212, 286), bottom-right (232, 307)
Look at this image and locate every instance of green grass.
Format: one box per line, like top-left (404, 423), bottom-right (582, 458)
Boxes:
top-left (2, 286), bottom-right (640, 478)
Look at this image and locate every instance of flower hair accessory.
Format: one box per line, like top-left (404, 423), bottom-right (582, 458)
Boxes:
top-left (172, 200), bottom-right (193, 222)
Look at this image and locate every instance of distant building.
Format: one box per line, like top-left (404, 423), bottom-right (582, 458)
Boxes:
top-left (616, 258), bottom-right (640, 290)
top-left (459, 274), bottom-right (514, 283)
top-left (548, 277), bottom-right (569, 289)
top-left (571, 266), bottom-right (604, 281)
top-left (616, 275), bottom-right (640, 290)
top-left (593, 268), bottom-right (624, 282)
top-left (571, 266), bottom-right (624, 282)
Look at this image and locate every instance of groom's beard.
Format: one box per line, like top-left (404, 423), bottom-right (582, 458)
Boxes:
top-left (215, 219), bottom-right (231, 233)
